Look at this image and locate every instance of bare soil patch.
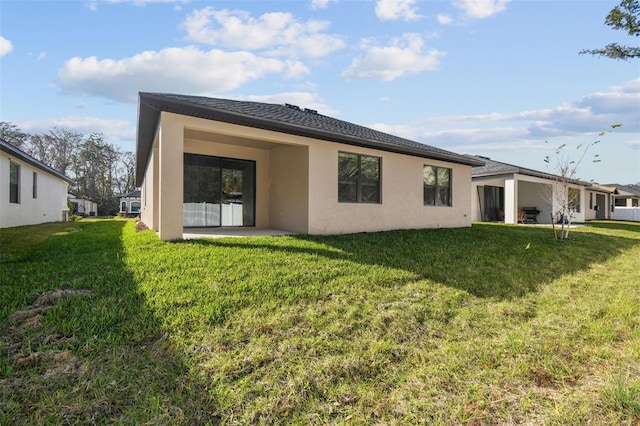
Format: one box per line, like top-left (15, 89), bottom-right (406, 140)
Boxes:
top-left (1, 289), bottom-right (94, 393)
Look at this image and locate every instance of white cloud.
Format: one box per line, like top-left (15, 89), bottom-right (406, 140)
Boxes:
top-left (375, 0), bottom-right (421, 21)
top-left (626, 140), bottom-right (640, 150)
top-left (311, 0), bottom-right (337, 10)
top-left (57, 46), bottom-right (298, 103)
top-left (1, 36), bottom-right (13, 57)
top-left (341, 33), bottom-right (444, 81)
top-left (437, 14), bottom-right (453, 25)
top-left (419, 79), bottom-right (640, 135)
top-left (454, 0), bottom-right (510, 19)
top-left (182, 7), bottom-right (344, 58)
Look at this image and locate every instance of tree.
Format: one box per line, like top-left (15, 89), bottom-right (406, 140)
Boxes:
top-left (0, 121), bottom-right (30, 150)
top-left (114, 151), bottom-right (136, 196)
top-left (544, 124), bottom-right (622, 240)
top-left (580, 0), bottom-right (640, 60)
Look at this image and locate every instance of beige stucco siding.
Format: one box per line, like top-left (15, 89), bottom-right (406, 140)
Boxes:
top-left (307, 142), bottom-right (473, 234)
top-left (269, 145), bottom-right (309, 234)
top-left (1, 151), bottom-right (69, 228)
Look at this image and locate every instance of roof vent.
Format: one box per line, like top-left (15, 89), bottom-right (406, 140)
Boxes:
top-left (304, 108), bottom-right (318, 114)
top-left (476, 155), bottom-right (491, 160)
top-left (284, 103), bottom-right (300, 110)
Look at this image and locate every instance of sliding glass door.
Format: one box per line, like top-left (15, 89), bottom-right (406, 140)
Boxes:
top-left (183, 154), bottom-right (255, 227)
top-left (483, 185), bottom-right (504, 222)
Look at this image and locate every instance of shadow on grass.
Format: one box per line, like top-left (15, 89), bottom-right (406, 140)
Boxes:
top-left (0, 220), bottom-right (217, 425)
top-left (180, 222), bottom-right (640, 300)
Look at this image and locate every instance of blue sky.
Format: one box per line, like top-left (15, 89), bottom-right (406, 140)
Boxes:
top-left (1, 0), bottom-right (638, 184)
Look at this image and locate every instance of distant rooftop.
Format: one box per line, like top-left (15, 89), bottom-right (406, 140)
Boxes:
top-left (471, 155), bottom-right (590, 186)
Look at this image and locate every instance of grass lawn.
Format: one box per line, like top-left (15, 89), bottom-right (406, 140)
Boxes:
top-left (1, 219), bottom-right (639, 425)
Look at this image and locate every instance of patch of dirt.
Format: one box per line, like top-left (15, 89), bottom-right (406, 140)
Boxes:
top-left (0, 289), bottom-right (94, 394)
top-left (135, 220), bottom-right (149, 232)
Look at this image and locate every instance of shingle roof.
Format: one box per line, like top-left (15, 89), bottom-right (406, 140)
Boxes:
top-left (604, 184), bottom-right (640, 197)
top-left (471, 156), bottom-right (589, 186)
top-left (0, 139), bottom-right (74, 184)
top-left (136, 92), bottom-right (484, 184)
top-left (119, 189), bottom-right (141, 198)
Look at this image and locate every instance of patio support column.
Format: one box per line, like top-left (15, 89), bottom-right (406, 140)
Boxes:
top-left (504, 177), bottom-right (518, 224)
top-left (157, 112), bottom-right (184, 241)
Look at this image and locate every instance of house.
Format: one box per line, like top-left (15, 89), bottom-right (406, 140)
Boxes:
top-left (118, 189), bottom-right (141, 216)
top-left (68, 193), bottom-right (98, 217)
top-left (470, 156), bottom-right (611, 225)
top-left (1, 138), bottom-right (73, 228)
top-left (606, 183), bottom-right (640, 222)
top-left (135, 93), bottom-right (485, 241)
top-left (606, 183), bottom-right (640, 207)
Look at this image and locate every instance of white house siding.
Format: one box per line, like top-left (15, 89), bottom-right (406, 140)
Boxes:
top-left (1, 150), bottom-right (69, 228)
top-left (139, 112), bottom-right (475, 240)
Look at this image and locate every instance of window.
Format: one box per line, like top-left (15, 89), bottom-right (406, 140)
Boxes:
top-left (9, 162), bottom-right (19, 204)
top-left (589, 192), bottom-right (593, 209)
top-left (32, 172), bottom-right (38, 199)
top-left (568, 188), bottom-right (581, 213)
top-left (338, 152), bottom-right (380, 203)
top-left (424, 165), bottom-right (451, 206)
top-left (131, 202), bottom-right (141, 213)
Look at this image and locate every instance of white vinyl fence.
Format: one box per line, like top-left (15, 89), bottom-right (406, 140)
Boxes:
top-left (611, 207), bottom-right (640, 222)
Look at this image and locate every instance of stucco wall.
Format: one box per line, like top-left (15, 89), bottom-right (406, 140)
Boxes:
top-left (1, 151), bottom-right (69, 228)
top-left (140, 143), bottom-right (156, 231)
top-left (306, 142), bottom-right (473, 234)
top-left (269, 145), bottom-right (309, 234)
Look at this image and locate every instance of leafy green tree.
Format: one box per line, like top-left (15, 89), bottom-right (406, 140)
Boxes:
top-left (581, 0), bottom-right (640, 60)
top-left (72, 133), bottom-right (122, 215)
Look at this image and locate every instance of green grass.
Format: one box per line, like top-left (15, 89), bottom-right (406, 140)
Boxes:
top-left (1, 219), bottom-right (639, 424)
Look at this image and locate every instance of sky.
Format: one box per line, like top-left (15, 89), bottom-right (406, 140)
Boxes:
top-left (1, 0), bottom-right (639, 184)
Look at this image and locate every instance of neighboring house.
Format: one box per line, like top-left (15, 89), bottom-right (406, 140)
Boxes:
top-left (606, 183), bottom-right (640, 222)
top-left (118, 189), bottom-right (141, 216)
top-left (1, 138), bottom-right (73, 228)
top-left (135, 93), bottom-right (485, 241)
top-left (605, 183), bottom-right (640, 207)
top-left (68, 193), bottom-right (98, 217)
top-left (470, 156), bottom-right (609, 225)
